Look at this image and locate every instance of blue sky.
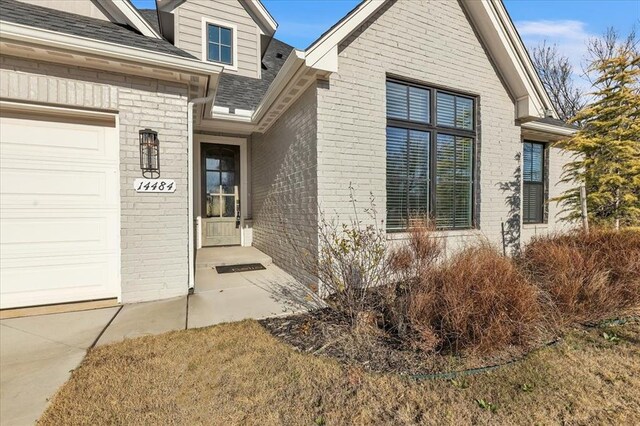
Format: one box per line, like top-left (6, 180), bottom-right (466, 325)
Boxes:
top-left (134, 0), bottom-right (639, 72)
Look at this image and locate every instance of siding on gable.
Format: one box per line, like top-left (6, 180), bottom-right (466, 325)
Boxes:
top-left (316, 0), bottom-right (531, 253)
top-left (0, 55), bottom-right (191, 303)
top-left (174, 0), bottom-right (260, 79)
top-left (17, 0), bottom-right (110, 21)
top-left (251, 84), bottom-right (318, 286)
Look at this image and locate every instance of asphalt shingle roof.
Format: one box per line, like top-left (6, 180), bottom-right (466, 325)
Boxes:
top-left (138, 8), bottom-right (161, 34)
top-left (0, 0), bottom-right (195, 59)
top-left (214, 38), bottom-right (295, 111)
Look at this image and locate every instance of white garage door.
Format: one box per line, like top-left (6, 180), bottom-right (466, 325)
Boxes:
top-left (0, 114), bottom-right (120, 309)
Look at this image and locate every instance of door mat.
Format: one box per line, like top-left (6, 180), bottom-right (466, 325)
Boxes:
top-left (216, 263), bottom-right (266, 274)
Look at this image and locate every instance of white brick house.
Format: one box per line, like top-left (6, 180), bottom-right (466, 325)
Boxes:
top-left (0, 0), bottom-right (576, 310)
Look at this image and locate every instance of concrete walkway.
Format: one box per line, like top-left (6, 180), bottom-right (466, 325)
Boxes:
top-left (0, 251), bottom-right (317, 424)
top-left (0, 308), bottom-right (119, 425)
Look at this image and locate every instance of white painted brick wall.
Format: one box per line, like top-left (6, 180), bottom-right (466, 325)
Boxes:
top-left (315, 0), bottom-right (552, 252)
top-left (1, 56), bottom-right (190, 303)
top-left (251, 84), bottom-right (318, 285)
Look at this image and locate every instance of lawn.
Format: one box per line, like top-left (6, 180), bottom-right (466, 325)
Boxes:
top-left (40, 319), bottom-right (639, 425)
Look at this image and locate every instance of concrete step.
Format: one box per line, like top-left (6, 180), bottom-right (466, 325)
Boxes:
top-left (196, 246), bottom-right (273, 269)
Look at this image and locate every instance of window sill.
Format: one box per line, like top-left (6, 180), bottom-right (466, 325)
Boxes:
top-left (522, 223), bottom-right (548, 230)
top-left (204, 59), bottom-right (237, 71)
top-left (386, 228), bottom-right (481, 241)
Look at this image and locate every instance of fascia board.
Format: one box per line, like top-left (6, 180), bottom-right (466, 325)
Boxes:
top-left (521, 121), bottom-right (577, 137)
top-left (240, 0), bottom-right (278, 35)
top-left (304, 0), bottom-right (384, 69)
top-left (111, 0), bottom-right (163, 39)
top-left (489, 0), bottom-right (557, 118)
top-left (252, 49), bottom-right (306, 123)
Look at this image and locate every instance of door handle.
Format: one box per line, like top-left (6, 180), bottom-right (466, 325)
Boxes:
top-left (235, 200), bottom-right (241, 229)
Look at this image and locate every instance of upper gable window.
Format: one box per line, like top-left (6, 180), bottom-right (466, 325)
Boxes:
top-left (207, 23), bottom-right (233, 65)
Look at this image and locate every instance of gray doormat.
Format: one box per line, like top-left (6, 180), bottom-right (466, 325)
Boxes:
top-left (216, 263), bottom-right (266, 274)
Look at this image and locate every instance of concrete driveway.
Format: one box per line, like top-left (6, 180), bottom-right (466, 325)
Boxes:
top-left (0, 307), bottom-right (118, 425)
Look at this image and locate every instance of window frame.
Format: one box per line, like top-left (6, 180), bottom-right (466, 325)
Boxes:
top-left (522, 141), bottom-right (547, 225)
top-left (201, 18), bottom-right (238, 70)
top-left (386, 77), bottom-right (479, 232)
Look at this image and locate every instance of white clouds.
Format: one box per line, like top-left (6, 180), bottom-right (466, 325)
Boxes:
top-left (517, 20), bottom-right (590, 40)
top-left (515, 19), bottom-right (595, 91)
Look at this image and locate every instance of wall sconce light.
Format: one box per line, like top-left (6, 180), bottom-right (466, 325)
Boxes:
top-left (139, 128), bottom-right (160, 179)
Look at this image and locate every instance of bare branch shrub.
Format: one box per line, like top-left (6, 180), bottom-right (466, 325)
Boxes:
top-left (316, 187), bottom-right (389, 326)
top-left (382, 220), bottom-right (444, 339)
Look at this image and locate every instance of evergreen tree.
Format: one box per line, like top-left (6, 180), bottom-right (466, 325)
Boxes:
top-left (555, 51), bottom-right (640, 229)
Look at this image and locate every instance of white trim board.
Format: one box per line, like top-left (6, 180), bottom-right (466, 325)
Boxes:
top-left (193, 134), bottom-right (250, 247)
top-left (201, 17), bottom-right (239, 71)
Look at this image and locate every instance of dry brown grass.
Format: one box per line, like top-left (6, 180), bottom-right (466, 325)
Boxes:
top-left (409, 246), bottom-right (542, 354)
top-left (40, 320), bottom-right (640, 426)
top-left (522, 229), bottom-right (640, 324)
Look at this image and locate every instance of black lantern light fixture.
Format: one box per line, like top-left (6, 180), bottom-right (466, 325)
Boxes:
top-left (139, 128), bottom-right (160, 179)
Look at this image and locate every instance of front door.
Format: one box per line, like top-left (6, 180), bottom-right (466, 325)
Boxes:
top-left (201, 144), bottom-right (241, 246)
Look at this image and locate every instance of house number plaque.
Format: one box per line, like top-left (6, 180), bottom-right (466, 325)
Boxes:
top-left (134, 178), bottom-right (176, 193)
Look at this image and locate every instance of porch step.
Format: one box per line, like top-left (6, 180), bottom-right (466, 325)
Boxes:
top-left (196, 246), bottom-right (273, 269)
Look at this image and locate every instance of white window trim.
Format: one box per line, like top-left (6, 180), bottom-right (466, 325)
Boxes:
top-left (194, 135), bottom-right (249, 247)
top-left (201, 17), bottom-right (238, 71)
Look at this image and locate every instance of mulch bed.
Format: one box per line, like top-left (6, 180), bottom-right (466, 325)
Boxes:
top-left (259, 309), bottom-right (551, 377)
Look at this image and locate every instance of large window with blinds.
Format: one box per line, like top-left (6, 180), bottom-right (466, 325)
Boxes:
top-left (523, 141), bottom-right (545, 224)
top-left (386, 79), bottom-right (476, 231)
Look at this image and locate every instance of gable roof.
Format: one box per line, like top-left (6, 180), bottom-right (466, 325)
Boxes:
top-left (214, 38), bottom-right (294, 111)
top-left (0, 0), bottom-right (193, 59)
top-left (304, 0), bottom-right (558, 121)
top-left (156, 0), bottom-right (277, 36)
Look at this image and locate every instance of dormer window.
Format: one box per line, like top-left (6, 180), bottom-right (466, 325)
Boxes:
top-left (202, 19), bottom-right (237, 68)
top-left (207, 24), bottom-right (232, 64)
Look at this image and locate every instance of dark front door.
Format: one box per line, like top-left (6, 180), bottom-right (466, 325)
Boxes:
top-left (201, 144), bottom-right (241, 246)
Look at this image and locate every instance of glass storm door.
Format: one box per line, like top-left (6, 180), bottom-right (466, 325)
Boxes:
top-left (201, 144), bottom-right (241, 246)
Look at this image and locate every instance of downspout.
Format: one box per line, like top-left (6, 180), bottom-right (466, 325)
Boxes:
top-left (187, 84), bottom-right (215, 293)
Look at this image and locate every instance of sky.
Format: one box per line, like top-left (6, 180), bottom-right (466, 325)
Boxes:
top-left (134, 0), bottom-right (639, 83)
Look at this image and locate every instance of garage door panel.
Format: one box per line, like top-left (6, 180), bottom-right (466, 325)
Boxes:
top-left (0, 255), bottom-right (118, 309)
top-left (0, 114), bottom-right (120, 309)
top-left (0, 117), bottom-right (117, 163)
top-left (0, 164), bottom-right (119, 208)
top-left (1, 214), bottom-right (118, 257)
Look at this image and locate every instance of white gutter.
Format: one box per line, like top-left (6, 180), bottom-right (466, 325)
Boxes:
top-left (521, 121), bottom-right (577, 137)
top-left (252, 49), bottom-right (306, 122)
top-left (0, 21), bottom-right (223, 77)
top-left (187, 91), bottom-right (216, 292)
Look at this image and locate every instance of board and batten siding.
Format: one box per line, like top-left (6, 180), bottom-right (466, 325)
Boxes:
top-left (0, 55), bottom-right (191, 304)
top-left (316, 0), bottom-right (531, 253)
top-left (174, 0), bottom-right (260, 79)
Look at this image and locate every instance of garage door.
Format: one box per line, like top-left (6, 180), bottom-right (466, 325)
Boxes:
top-left (0, 114), bottom-right (120, 309)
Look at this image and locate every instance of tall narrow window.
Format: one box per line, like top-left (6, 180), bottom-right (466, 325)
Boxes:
top-left (523, 142), bottom-right (545, 224)
top-left (207, 24), bottom-right (233, 65)
top-left (386, 79), bottom-right (476, 231)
